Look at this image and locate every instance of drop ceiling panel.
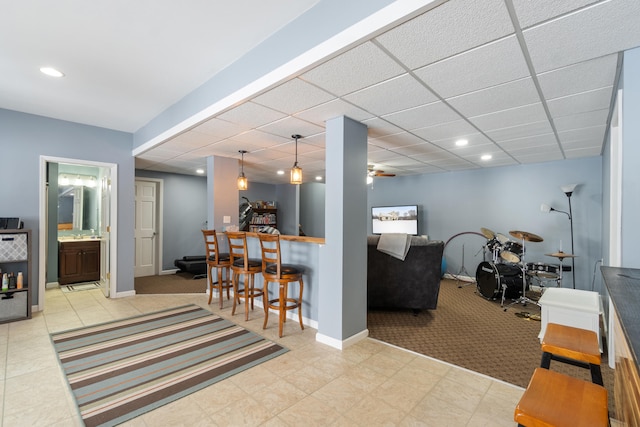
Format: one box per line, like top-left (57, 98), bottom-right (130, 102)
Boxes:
top-left (300, 41), bottom-right (405, 96)
top-left (256, 116), bottom-right (325, 140)
top-left (193, 118), bottom-right (250, 138)
top-left (565, 146), bottom-right (603, 158)
top-left (514, 151), bottom-right (564, 163)
top-left (367, 148), bottom-right (405, 163)
top-left (511, 0), bottom-right (599, 29)
top-left (412, 119), bottom-right (480, 142)
top-left (558, 125), bottom-right (606, 144)
top-left (537, 54), bottom-right (618, 99)
top-left (554, 109), bottom-right (609, 132)
top-left (486, 121), bottom-right (554, 142)
top-left (294, 99), bottom-right (374, 126)
top-left (375, 0), bottom-right (514, 70)
top-left (381, 101), bottom-right (462, 130)
top-left (430, 133), bottom-right (493, 150)
top-left (224, 130), bottom-right (290, 148)
top-left (363, 118), bottom-right (406, 138)
top-left (217, 102), bottom-right (287, 128)
top-left (546, 86), bottom-right (613, 118)
top-left (523, 0), bottom-right (640, 73)
top-left (252, 78), bottom-right (335, 114)
top-left (369, 132), bottom-right (427, 150)
top-left (414, 36), bottom-right (530, 99)
top-left (161, 131), bottom-right (217, 151)
top-left (392, 142), bottom-right (448, 156)
top-left (497, 133), bottom-right (558, 150)
top-left (446, 77), bottom-right (540, 118)
top-left (343, 74), bottom-right (438, 116)
top-left (468, 103), bottom-right (548, 133)
top-left (506, 142), bottom-right (563, 157)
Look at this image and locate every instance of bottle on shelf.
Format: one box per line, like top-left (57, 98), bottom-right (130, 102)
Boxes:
top-left (1, 273), bottom-right (7, 291)
top-left (17, 272), bottom-right (23, 289)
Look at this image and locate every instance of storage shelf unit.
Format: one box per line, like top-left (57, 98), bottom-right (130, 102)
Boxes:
top-left (248, 208), bottom-right (277, 232)
top-left (0, 229), bottom-right (32, 323)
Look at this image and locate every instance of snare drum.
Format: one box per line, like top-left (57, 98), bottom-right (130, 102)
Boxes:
top-left (501, 241), bottom-right (524, 263)
top-left (475, 261), bottom-right (524, 300)
top-left (526, 262), bottom-right (558, 279)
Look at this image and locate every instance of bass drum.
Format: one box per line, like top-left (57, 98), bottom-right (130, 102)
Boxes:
top-left (475, 261), bottom-right (524, 300)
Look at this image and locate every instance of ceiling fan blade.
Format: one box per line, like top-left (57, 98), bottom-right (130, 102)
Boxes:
top-left (376, 173), bottom-right (395, 177)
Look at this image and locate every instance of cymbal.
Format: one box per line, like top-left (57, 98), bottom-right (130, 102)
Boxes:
top-left (509, 230), bottom-right (543, 242)
top-left (545, 251), bottom-right (578, 259)
top-left (480, 227), bottom-right (495, 240)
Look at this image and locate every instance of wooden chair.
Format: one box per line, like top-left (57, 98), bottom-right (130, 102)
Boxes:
top-left (258, 233), bottom-right (304, 337)
top-left (514, 368), bottom-right (608, 427)
top-left (201, 229), bottom-right (231, 308)
top-left (541, 323), bottom-right (603, 385)
top-left (226, 231), bottom-right (264, 321)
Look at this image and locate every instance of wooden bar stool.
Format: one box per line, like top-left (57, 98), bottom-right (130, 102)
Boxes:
top-left (258, 233), bottom-right (304, 337)
top-left (226, 231), bottom-right (264, 321)
top-left (201, 229), bottom-right (231, 308)
top-left (541, 322), bottom-right (603, 386)
top-left (514, 368), bottom-right (608, 427)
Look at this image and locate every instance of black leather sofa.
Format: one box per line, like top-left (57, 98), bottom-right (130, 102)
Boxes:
top-left (174, 256), bottom-right (207, 277)
top-left (367, 235), bottom-right (444, 312)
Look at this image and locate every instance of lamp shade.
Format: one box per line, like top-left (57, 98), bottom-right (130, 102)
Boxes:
top-left (290, 164), bottom-right (302, 184)
top-left (237, 150), bottom-right (248, 190)
top-left (540, 203), bottom-right (551, 213)
top-left (561, 184), bottom-right (577, 196)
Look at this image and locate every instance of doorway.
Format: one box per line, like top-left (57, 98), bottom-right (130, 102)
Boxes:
top-left (38, 156), bottom-right (118, 310)
top-left (134, 178), bottom-right (163, 277)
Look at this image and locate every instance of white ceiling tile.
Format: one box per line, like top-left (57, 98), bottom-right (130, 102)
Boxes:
top-left (252, 78), bottom-right (335, 114)
top-left (192, 117), bottom-right (250, 138)
top-left (537, 54), bottom-right (618, 99)
top-left (375, 0), bottom-right (514, 69)
top-left (343, 74), bottom-right (438, 116)
top-left (412, 120), bottom-right (479, 142)
top-left (294, 99), bottom-right (373, 126)
top-left (257, 116), bottom-right (325, 139)
top-left (300, 41), bottom-right (405, 96)
top-left (509, 143), bottom-right (563, 158)
top-left (431, 133), bottom-right (493, 150)
top-left (363, 118), bottom-right (405, 139)
top-left (217, 102), bottom-right (287, 128)
top-left (369, 132), bottom-right (426, 150)
top-left (392, 142), bottom-right (448, 156)
top-left (564, 146), bottom-right (603, 158)
top-left (486, 120), bottom-right (554, 142)
top-left (414, 36), bottom-right (530, 98)
top-left (381, 101), bottom-right (462, 130)
top-left (160, 131), bottom-right (216, 151)
top-left (367, 148), bottom-right (404, 163)
top-left (524, 0), bottom-right (640, 73)
top-left (225, 130), bottom-right (289, 148)
top-left (515, 151), bottom-right (565, 164)
top-left (468, 103), bottom-right (547, 132)
top-left (497, 133), bottom-right (559, 150)
top-left (554, 109), bottom-right (609, 132)
top-left (447, 78), bottom-right (539, 118)
top-left (558, 124), bottom-right (606, 144)
top-left (547, 86), bottom-right (613, 118)
top-left (512, 0), bottom-right (598, 29)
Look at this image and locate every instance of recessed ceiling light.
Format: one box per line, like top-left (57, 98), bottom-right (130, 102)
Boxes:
top-left (196, 169), bottom-right (204, 174)
top-left (277, 170), bottom-right (285, 175)
top-left (455, 139), bottom-right (468, 147)
top-left (40, 67), bottom-right (65, 78)
top-left (481, 154), bottom-right (493, 161)
top-left (315, 176), bottom-right (323, 181)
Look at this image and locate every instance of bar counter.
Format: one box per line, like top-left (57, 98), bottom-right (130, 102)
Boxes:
top-left (601, 266), bottom-right (640, 426)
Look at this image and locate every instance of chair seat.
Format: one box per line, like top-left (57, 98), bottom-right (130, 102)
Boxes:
top-left (233, 258), bottom-right (262, 269)
top-left (208, 253), bottom-right (230, 263)
top-left (265, 263), bottom-right (304, 276)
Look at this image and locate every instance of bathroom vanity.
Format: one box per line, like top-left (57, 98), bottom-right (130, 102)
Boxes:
top-left (59, 239), bottom-right (101, 285)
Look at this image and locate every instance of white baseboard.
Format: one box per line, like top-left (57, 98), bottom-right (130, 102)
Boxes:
top-left (113, 290), bottom-right (136, 298)
top-left (160, 269), bottom-right (179, 275)
top-left (316, 328), bottom-right (369, 350)
top-left (443, 273), bottom-right (475, 282)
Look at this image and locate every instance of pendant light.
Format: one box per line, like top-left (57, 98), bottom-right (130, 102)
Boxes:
top-left (290, 134), bottom-right (303, 184)
top-left (237, 150), bottom-right (248, 191)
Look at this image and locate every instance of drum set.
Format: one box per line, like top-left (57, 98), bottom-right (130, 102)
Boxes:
top-left (474, 227), bottom-right (577, 309)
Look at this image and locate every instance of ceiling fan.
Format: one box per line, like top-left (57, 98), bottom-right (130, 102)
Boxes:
top-left (367, 165), bottom-right (396, 178)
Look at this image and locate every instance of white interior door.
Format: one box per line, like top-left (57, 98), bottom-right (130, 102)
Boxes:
top-left (135, 179), bottom-right (157, 277)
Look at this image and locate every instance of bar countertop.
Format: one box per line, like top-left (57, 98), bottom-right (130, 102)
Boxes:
top-left (601, 266), bottom-right (640, 367)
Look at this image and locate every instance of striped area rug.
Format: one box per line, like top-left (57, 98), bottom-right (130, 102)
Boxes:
top-left (51, 304), bottom-right (287, 427)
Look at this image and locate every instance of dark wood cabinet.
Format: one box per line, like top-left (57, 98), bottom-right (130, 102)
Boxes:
top-left (59, 240), bottom-right (100, 285)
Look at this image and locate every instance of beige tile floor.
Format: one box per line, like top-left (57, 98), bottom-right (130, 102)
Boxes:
top-left (0, 288), bottom-right (525, 426)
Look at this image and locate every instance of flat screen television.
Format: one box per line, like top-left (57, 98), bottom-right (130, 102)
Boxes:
top-left (371, 205), bottom-right (419, 235)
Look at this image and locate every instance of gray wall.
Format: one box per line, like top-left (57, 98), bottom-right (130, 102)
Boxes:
top-left (621, 47), bottom-right (640, 268)
top-left (135, 170), bottom-right (207, 270)
top-left (300, 182), bottom-right (326, 238)
top-left (367, 157), bottom-right (603, 293)
top-left (0, 108), bottom-right (135, 303)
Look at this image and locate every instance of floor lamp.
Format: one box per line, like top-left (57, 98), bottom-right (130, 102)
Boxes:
top-left (541, 184), bottom-right (578, 289)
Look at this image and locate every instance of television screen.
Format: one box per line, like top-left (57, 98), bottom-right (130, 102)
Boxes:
top-left (371, 205), bottom-right (419, 235)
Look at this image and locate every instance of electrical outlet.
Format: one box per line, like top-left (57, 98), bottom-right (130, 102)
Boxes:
top-left (223, 216), bottom-right (231, 224)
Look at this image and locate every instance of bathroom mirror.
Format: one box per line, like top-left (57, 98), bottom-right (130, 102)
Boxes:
top-left (58, 185), bottom-right (98, 231)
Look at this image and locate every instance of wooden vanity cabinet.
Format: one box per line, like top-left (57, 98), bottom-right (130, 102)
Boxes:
top-left (59, 240), bottom-right (100, 285)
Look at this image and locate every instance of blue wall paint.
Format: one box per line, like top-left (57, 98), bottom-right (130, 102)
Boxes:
top-left (368, 157), bottom-right (603, 292)
top-left (0, 108), bottom-right (135, 302)
top-left (135, 170), bottom-right (208, 269)
top-left (621, 47), bottom-right (640, 268)
top-left (300, 182), bottom-right (326, 237)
